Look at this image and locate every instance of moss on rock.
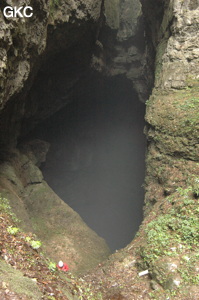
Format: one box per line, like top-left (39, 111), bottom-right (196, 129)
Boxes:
top-left (139, 184), bottom-right (199, 297)
top-left (0, 259), bottom-right (42, 299)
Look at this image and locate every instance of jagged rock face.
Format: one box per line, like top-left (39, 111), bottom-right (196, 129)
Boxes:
top-left (144, 0), bottom-right (199, 212)
top-left (0, 0), bottom-right (149, 147)
top-left (154, 0), bottom-right (199, 89)
top-left (0, 0), bottom-right (101, 110)
top-left (0, 0), bottom-right (102, 146)
top-left (0, 0), bottom-right (48, 110)
top-left (92, 0), bottom-right (151, 102)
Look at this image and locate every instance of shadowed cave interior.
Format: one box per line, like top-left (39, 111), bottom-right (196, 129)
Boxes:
top-left (29, 74), bottom-right (146, 252)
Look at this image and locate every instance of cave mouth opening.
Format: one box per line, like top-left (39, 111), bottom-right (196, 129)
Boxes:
top-left (28, 72), bottom-right (146, 252)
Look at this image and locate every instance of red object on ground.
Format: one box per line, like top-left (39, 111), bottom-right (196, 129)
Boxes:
top-left (56, 263), bottom-right (69, 271)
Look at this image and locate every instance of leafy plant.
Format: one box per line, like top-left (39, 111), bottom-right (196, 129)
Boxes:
top-left (30, 240), bottom-right (42, 250)
top-left (51, 0), bottom-right (60, 6)
top-left (141, 182), bottom-right (199, 264)
top-left (25, 236), bottom-right (42, 249)
top-left (73, 280), bottom-right (103, 300)
top-left (7, 226), bottom-right (20, 235)
top-left (48, 261), bottom-right (57, 272)
top-left (139, 183), bottom-right (199, 300)
top-left (25, 236), bottom-right (31, 243)
top-left (0, 195), bottom-right (19, 223)
top-left (0, 196), bottom-right (10, 212)
top-left (49, 0), bottom-right (60, 15)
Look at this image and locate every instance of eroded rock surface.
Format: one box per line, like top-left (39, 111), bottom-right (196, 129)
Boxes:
top-left (92, 0), bottom-right (150, 102)
top-left (0, 0), bottom-right (102, 146)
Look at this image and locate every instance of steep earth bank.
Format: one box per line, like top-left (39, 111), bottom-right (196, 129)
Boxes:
top-left (0, 0), bottom-right (114, 276)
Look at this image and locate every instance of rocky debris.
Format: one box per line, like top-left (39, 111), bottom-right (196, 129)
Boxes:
top-left (82, 247), bottom-right (151, 300)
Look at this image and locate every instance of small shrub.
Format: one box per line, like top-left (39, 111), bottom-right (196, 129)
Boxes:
top-left (0, 195), bottom-right (20, 223)
top-left (0, 196), bottom-right (10, 212)
top-left (48, 262), bottom-right (57, 272)
top-left (30, 240), bottom-right (42, 250)
top-left (142, 184), bottom-right (199, 261)
top-left (7, 226), bottom-right (20, 235)
top-left (25, 236), bottom-right (31, 243)
top-left (25, 236), bottom-right (42, 250)
top-left (49, 0), bottom-right (60, 15)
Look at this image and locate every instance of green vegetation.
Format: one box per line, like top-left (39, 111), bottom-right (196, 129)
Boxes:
top-left (179, 252), bottom-right (199, 284)
top-left (7, 226), bottom-right (20, 235)
top-left (74, 282), bottom-right (103, 300)
top-left (49, 0), bottom-right (60, 15)
top-left (0, 260), bottom-right (43, 299)
top-left (142, 183), bottom-right (199, 264)
top-left (174, 90), bottom-right (199, 136)
top-left (0, 196), bottom-right (19, 223)
top-left (25, 236), bottom-right (42, 250)
top-left (0, 194), bottom-right (104, 298)
top-left (146, 83), bottom-right (199, 139)
top-left (48, 261), bottom-right (57, 272)
top-left (47, 296), bottom-right (56, 300)
top-left (0, 196), bottom-right (10, 212)
top-left (52, 0), bottom-right (60, 5)
top-left (29, 240), bottom-right (42, 250)
top-left (154, 39), bottom-right (168, 81)
top-left (0, 194), bottom-right (77, 298)
top-left (144, 79), bottom-right (199, 298)
top-left (140, 181), bottom-right (199, 299)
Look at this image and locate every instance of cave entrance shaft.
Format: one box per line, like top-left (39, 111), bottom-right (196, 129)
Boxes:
top-left (32, 74), bottom-right (146, 251)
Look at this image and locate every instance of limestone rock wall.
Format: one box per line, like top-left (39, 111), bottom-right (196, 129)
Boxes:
top-left (136, 1), bottom-right (199, 297)
top-left (144, 0), bottom-right (199, 212)
top-left (0, 0), bottom-right (101, 110)
top-left (0, 0), bottom-right (149, 148)
top-left (154, 0), bottom-right (199, 89)
top-left (92, 0), bottom-right (151, 102)
top-left (0, 0), bottom-right (48, 110)
top-left (0, 0), bottom-right (102, 147)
